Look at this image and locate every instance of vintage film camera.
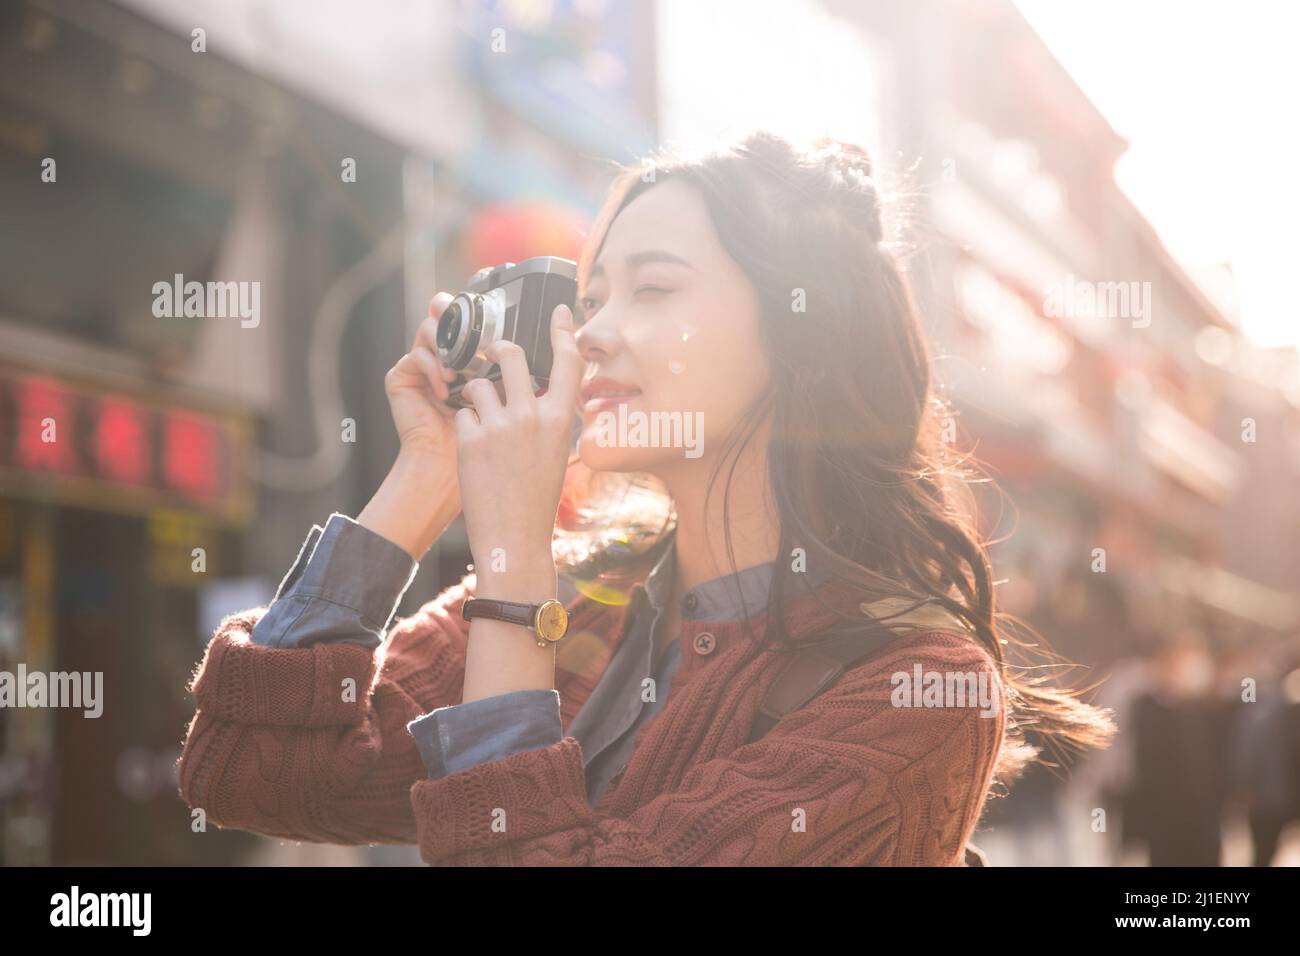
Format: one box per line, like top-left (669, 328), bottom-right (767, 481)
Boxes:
top-left (434, 256), bottom-right (578, 408)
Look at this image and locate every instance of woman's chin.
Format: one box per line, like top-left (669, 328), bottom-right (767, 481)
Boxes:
top-left (577, 432), bottom-right (674, 473)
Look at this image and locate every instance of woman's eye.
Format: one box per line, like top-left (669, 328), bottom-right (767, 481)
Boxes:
top-left (576, 287), bottom-right (669, 315)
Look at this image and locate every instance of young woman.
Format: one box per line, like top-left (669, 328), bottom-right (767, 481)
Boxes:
top-left (178, 130), bottom-right (1114, 865)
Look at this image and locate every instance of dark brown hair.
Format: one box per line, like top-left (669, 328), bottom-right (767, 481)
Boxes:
top-left (553, 130), bottom-right (1115, 783)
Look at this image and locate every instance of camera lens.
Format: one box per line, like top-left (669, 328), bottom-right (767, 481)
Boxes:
top-left (436, 302), bottom-right (462, 351)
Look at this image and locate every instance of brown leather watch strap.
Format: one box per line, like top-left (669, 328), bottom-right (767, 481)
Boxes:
top-left (461, 598), bottom-right (536, 629)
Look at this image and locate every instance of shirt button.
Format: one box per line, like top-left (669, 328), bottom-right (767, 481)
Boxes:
top-left (693, 631), bottom-right (717, 656)
top-left (683, 593), bottom-right (699, 612)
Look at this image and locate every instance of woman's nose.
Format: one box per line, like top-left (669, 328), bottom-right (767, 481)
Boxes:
top-left (575, 317), bottom-right (621, 362)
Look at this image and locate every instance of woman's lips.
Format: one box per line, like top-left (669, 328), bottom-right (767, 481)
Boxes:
top-left (578, 377), bottom-right (642, 415)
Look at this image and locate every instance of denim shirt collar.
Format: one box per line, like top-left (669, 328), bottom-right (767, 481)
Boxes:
top-left (605, 531), bottom-right (969, 681)
top-left (641, 528), bottom-right (833, 624)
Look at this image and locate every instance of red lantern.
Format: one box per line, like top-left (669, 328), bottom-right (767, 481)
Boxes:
top-left (463, 202), bottom-right (588, 271)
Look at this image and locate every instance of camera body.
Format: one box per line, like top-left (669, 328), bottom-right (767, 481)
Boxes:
top-left (434, 256), bottom-right (578, 409)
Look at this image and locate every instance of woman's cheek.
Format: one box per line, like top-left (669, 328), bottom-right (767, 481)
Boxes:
top-left (576, 389), bottom-right (706, 472)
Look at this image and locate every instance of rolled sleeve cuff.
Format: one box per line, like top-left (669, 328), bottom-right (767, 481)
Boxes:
top-left (410, 737), bottom-right (589, 864)
top-left (406, 688), bottom-right (563, 779)
top-left (191, 630), bottom-right (380, 728)
top-left (272, 523), bottom-right (325, 602)
top-left (253, 512), bottom-right (419, 650)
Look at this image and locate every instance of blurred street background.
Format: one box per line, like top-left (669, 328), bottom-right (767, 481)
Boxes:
top-left (1, 0), bottom-right (1298, 865)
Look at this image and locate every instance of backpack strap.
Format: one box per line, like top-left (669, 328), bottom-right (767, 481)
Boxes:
top-left (747, 596), bottom-right (990, 867)
top-left (749, 595), bottom-right (970, 744)
top-left (748, 616), bottom-right (904, 744)
top-left (962, 843), bottom-right (988, 866)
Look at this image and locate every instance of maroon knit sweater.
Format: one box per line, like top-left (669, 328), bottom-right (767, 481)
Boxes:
top-left (177, 569), bottom-right (1006, 865)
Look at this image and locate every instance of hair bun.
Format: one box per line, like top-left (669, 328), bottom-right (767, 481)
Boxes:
top-left (809, 137), bottom-right (883, 243)
top-left (811, 136), bottom-right (874, 178)
top-left (730, 130), bottom-right (885, 244)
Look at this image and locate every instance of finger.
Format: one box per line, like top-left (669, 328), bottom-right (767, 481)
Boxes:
top-left (542, 304), bottom-right (586, 411)
top-left (428, 292), bottom-right (454, 317)
top-left (409, 346), bottom-right (449, 402)
top-left (461, 375), bottom-right (504, 426)
top-left (388, 350), bottom-right (432, 392)
top-left (416, 318), bottom-right (460, 382)
top-left (415, 316), bottom-right (461, 389)
top-left (453, 406), bottom-right (479, 440)
top-left (483, 339), bottom-right (534, 409)
top-left (420, 297), bottom-right (465, 382)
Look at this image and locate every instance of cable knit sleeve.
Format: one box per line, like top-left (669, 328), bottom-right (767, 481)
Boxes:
top-left (409, 632), bottom-right (1005, 865)
top-left (176, 572), bottom-right (478, 846)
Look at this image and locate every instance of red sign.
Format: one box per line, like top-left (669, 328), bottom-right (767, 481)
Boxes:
top-left (161, 410), bottom-right (221, 501)
top-left (94, 396), bottom-right (150, 485)
top-left (0, 370), bottom-right (247, 520)
top-left (14, 376), bottom-right (78, 473)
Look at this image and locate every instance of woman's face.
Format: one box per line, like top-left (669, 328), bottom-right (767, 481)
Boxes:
top-left (574, 178), bottom-right (771, 475)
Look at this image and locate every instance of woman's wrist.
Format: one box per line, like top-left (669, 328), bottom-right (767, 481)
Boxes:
top-left (461, 550), bottom-right (559, 704)
top-left (357, 448), bottom-right (460, 561)
top-left (472, 548), bottom-right (557, 603)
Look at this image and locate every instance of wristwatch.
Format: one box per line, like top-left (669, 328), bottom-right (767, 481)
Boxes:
top-left (461, 597), bottom-right (570, 647)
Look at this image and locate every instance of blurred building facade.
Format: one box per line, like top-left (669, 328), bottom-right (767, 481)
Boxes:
top-left (2, 0), bottom-right (1296, 867)
top-left (825, 0), bottom-right (1300, 864)
top-left (0, 0), bottom-right (414, 863)
top-left (0, 0), bottom-right (658, 865)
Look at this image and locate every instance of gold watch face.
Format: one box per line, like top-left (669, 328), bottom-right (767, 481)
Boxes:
top-left (534, 600), bottom-right (569, 643)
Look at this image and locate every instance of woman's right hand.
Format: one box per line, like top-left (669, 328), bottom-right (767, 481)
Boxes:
top-left (385, 292), bottom-right (462, 462)
top-left (358, 293), bottom-right (465, 560)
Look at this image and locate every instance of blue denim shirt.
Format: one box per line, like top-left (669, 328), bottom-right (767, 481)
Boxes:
top-left (251, 514), bottom-right (822, 806)
top-left (252, 514), bottom-right (418, 650)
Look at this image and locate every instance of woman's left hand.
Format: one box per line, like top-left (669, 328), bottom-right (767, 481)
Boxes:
top-left (453, 304), bottom-right (586, 587)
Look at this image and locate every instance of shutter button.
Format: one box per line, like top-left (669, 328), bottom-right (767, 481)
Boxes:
top-left (693, 631), bottom-right (717, 655)
top-left (683, 592), bottom-right (699, 612)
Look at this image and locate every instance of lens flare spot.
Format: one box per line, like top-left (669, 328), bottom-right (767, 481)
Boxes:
top-left (572, 578), bottom-right (633, 606)
top-left (669, 360), bottom-right (686, 374)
